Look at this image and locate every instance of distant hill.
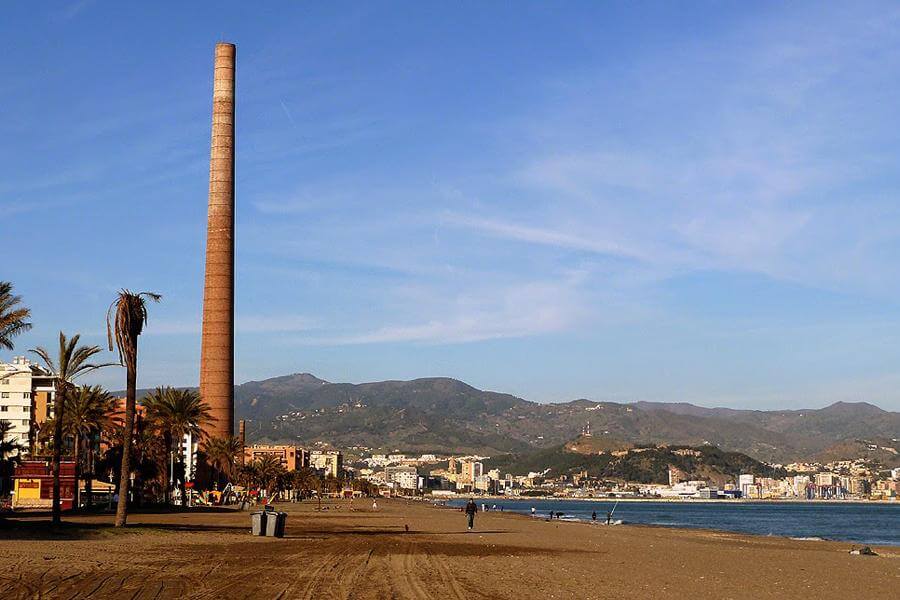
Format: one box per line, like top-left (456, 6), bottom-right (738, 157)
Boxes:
top-left (814, 438), bottom-right (900, 468)
top-left (229, 372), bottom-right (900, 462)
top-left (486, 440), bottom-right (784, 485)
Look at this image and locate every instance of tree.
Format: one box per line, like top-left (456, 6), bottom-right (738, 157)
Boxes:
top-left (97, 417), bottom-right (163, 505)
top-left (62, 385), bottom-right (116, 508)
top-left (287, 466), bottom-right (321, 500)
top-left (251, 455), bottom-right (286, 500)
top-left (142, 387), bottom-right (212, 506)
top-left (203, 435), bottom-right (243, 489)
top-left (0, 420), bottom-right (23, 498)
top-left (107, 290), bottom-right (160, 527)
top-left (0, 281), bottom-right (31, 351)
top-left (29, 333), bottom-right (111, 525)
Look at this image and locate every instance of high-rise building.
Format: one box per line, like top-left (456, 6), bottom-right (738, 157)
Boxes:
top-left (385, 465), bottom-right (418, 490)
top-left (310, 450), bottom-right (343, 478)
top-left (0, 356), bottom-right (56, 454)
top-left (460, 460), bottom-right (483, 483)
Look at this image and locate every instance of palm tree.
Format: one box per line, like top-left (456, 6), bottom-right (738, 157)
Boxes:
top-left (0, 281), bottom-right (31, 351)
top-left (62, 385), bottom-right (116, 509)
top-left (142, 387), bottom-right (212, 506)
top-left (253, 455), bottom-right (286, 500)
top-left (0, 420), bottom-right (23, 498)
top-left (107, 290), bottom-right (160, 527)
top-left (203, 435), bottom-right (243, 489)
top-left (29, 333), bottom-right (111, 526)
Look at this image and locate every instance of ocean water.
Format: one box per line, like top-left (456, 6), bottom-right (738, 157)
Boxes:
top-left (447, 499), bottom-right (900, 546)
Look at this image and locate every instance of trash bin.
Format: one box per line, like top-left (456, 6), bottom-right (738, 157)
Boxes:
top-left (250, 511), bottom-right (267, 536)
top-left (265, 511), bottom-right (286, 538)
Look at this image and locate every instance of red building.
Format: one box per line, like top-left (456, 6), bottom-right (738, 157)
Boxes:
top-left (12, 460), bottom-right (76, 510)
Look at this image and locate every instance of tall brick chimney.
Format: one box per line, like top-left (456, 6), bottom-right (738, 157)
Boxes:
top-left (200, 42), bottom-right (236, 440)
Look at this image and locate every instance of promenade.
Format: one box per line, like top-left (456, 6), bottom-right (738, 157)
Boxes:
top-left (1, 499), bottom-right (897, 599)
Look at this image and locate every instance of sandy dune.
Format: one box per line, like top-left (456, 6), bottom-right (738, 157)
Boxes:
top-left (1, 499), bottom-right (897, 599)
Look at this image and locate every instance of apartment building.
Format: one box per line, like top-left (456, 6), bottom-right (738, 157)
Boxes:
top-left (310, 450), bottom-right (343, 478)
top-left (245, 444), bottom-right (308, 471)
top-left (0, 356), bottom-right (56, 454)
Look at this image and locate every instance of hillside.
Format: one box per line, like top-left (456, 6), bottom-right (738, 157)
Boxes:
top-left (232, 372), bottom-right (900, 462)
top-left (485, 441), bottom-right (784, 485)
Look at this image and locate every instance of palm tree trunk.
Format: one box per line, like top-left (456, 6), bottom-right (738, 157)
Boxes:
top-left (51, 381), bottom-right (65, 527)
top-left (85, 434), bottom-right (95, 509)
top-left (164, 433), bottom-right (173, 506)
top-left (115, 356), bottom-right (137, 527)
top-left (85, 439), bottom-right (93, 509)
top-left (73, 431), bottom-right (81, 510)
top-left (179, 458), bottom-right (187, 507)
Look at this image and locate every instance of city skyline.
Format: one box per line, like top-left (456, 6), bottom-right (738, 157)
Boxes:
top-left (5, 3), bottom-right (900, 409)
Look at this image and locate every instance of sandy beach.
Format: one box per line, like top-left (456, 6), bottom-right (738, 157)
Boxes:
top-left (1, 499), bottom-right (897, 599)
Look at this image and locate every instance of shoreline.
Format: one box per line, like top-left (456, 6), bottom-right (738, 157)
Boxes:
top-left (432, 495), bottom-right (899, 504)
top-left (433, 496), bottom-right (900, 547)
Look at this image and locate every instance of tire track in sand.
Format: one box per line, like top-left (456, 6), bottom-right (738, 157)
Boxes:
top-left (391, 540), bottom-right (433, 600)
top-left (424, 546), bottom-right (467, 600)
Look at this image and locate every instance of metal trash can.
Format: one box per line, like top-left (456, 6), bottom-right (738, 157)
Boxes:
top-left (250, 511), bottom-right (267, 536)
top-left (265, 511), bottom-right (286, 538)
top-left (275, 512), bottom-right (287, 537)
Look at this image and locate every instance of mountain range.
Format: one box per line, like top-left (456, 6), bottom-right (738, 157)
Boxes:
top-left (231, 373), bottom-right (900, 464)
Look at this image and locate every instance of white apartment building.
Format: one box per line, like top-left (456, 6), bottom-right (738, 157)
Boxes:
top-left (738, 473), bottom-right (755, 497)
top-left (385, 465), bottom-right (418, 490)
top-left (310, 450), bottom-right (343, 478)
top-left (0, 356), bottom-right (56, 454)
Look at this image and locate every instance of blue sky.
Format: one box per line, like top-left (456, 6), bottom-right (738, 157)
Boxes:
top-left (3, 2), bottom-right (900, 409)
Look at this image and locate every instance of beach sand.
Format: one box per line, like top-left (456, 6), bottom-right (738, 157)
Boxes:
top-left (1, 498), bottom-right (896, 599)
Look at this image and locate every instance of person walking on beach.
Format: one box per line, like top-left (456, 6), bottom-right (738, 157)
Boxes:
top-left (372, 499), bottom-right (378, 511)
top-left (592, 511), bottom-right (597, 522)
top-left (531, 506), bottom-right (536, 518)
top-left (465, 498), bottom-right (478, 531)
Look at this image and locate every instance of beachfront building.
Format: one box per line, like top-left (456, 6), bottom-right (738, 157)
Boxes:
top-left (0, 356), bottom-right (56, 455)
top-left (310, 450), bottom-right (343, 478)
top-left (738, 474), bottom-right (756, 498)
top-left (245, 444), bottom-right (308, 471)
top-left (384, 465), bottom-right (418, 491)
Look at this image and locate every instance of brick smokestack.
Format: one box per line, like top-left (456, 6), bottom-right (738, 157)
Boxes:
top-left (200, 42), bottom-right (236, 440)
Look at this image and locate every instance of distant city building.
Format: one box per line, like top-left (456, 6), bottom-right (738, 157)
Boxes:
top-left (385, 465), bottom-right (418, 490)
top-left (310, 450), bottom-right (343, 477)
top-left (245, 445), bottom-right (308, 471)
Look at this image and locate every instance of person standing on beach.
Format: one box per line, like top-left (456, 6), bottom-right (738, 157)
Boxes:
top-left (592, 511), bottom-right (597, 522)
top-left (465, 498), bottom-right (478, 530)
top-left (531, 507), bottom-right (536, 518)
top-left (606, 511), bottom-right (612, 525)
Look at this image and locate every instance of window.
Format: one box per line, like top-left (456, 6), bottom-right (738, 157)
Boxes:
top-left (0, 406), bottom-right (7, 411)
top-left (1, 392), bottom-right (8, 398)
top-left (23, 392), bottom-right (31, 399)
top-left (23, 406), bottom-right (30, 413)
top-left (22, 419), bottom-right (29, 426)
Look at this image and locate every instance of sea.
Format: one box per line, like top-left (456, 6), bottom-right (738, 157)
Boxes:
top-left (446, 498), bottom-right (900, 546)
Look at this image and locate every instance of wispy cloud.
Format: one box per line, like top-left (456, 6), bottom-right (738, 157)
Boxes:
top-left (305, 277), bottom-right (588, 345)
top-left (441, 212), bottom-right (655, 263)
